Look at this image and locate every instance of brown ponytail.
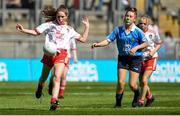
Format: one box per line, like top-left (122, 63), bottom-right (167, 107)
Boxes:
top-left (41, 5), bottom-right (69, 23)
top-left (41, 5), bottom-right (56, 22)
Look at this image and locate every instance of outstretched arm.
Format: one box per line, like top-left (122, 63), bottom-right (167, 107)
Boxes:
top-left (91, 39), bottom-right (110, 49)
top-left (78, 17), bottom-right (90, 43)
top-left (16, 24), bottom-right (39, 36)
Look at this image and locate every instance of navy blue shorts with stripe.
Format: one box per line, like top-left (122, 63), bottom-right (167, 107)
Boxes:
top-left (117, 55), bottom-right (142, 73)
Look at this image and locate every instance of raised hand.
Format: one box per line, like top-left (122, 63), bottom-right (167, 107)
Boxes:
top-left (81, 16), bottom-right (89, 28)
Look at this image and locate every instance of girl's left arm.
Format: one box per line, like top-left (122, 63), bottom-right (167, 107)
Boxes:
top-left (149, 43), bottom-right (161, 57)
top-left (71, 49), bottom-right (78, 63)
top-left (78, 17), bottom-right (90, 43)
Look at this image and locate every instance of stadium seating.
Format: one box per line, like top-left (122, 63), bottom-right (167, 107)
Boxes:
top-left (0, 0), bottom-right (179, 59)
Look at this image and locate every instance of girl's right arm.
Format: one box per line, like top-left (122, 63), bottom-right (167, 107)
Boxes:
top-left (91, 39), bottom-right (110, 49)
top-left (16, 24), bottom-right (39, 36)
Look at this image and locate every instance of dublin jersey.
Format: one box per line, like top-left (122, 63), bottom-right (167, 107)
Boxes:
top-left (106, 24), bottom-right (147, 56)
top-left (35, 21), bottom-right (80, 50)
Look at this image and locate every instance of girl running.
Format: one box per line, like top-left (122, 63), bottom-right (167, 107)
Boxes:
top-left (16, 4), bottom-right (89, 110)
top-left (91, 7), bottom-right (148, 108)
top-left (137, 15), bottom-right (162, 107)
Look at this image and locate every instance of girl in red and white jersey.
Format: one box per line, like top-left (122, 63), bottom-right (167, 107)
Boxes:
top-left (16, 5), bottom-right (89, 110)
top-left (59, 38), bottom-right (78, 98)
top-left (48, 38), bottom-right (78, 99)
top-left (137, 15), bottom-right (162, 107)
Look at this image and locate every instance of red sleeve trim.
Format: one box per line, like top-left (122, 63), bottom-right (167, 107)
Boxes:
top-left (34, 28), bottom-right (41, 35)
top-left (76, 37), bottom-right (82, 42)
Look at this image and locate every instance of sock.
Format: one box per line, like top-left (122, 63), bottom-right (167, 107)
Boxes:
top-left (146, 92), bottom-right (152, 100)
top-left (38, 82), bottom-right (45, 88)
top-left (133, 88), bottom-right (140, 101)
top-left (116, 93), bottom-right (124, 106)
top-left (59, 82), bottom-right (66, 96)
top-left (59, 84), bottom-right (65, 96)
top-left (51, 98), bottom-right (58, 103)
top-left (138, 99), bottom-right (144, 104)
top-left (48, 81), bottom-right (53, 95)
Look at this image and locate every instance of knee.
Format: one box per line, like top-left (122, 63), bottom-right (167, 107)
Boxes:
top-left (141, 80), bottom-right (148, 87)
top-left (117, 81), bottom-right (125, 91)
top-left (53, 74), bottom-right (60, 82)
top-left (129, 83), bottom-right (137, 90)
top-left (117, 80), bottom-right (125, 88)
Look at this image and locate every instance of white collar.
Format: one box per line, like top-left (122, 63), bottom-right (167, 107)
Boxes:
top-left (122, 23), bottom-right (136, 31)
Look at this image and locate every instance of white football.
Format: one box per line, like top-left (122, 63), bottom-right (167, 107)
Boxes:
top-left (43, 42), bottom-right (57, 56)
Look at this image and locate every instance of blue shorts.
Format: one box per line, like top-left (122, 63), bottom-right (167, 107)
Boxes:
top-left (117, 56), bottom-right (142, 73)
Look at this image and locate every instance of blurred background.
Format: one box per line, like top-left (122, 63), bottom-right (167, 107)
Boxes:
top-left (0, 0), bottom-right (179, 59)
top-left (0, 0), bottom-right (179, 82)
top-left (0, 2), bottom-right (180, 114)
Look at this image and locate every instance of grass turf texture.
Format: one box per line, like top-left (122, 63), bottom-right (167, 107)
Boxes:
top-left (0, 82), bottom-right (180, 115)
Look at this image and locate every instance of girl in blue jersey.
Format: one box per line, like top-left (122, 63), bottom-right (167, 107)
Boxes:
top-left (91, 7), bottom-right (148, 107)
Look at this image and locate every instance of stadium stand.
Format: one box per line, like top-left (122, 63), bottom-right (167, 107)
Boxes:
top-left (0, 0), bottom-right (179, 59)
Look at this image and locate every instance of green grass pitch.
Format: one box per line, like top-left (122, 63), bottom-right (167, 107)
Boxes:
top-left (0, 82), bottom-right (180, 115)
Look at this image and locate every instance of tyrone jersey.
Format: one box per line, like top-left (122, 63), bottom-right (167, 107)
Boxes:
top-left (35, 21), bottom-right (80, 50)
top-left (142, 28), bottom-right (162, 59)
